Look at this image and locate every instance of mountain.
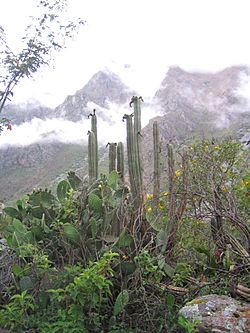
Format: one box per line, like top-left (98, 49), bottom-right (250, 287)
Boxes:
top-left (53, 70), bottom-right (135, 121)
top-left (142, 66), bottom-right (250, 188)
top-left (0, 70), bottom-right (136, 202)
top-left (2, 100), bottom-right (53, 125)
top-left (1, 65), bottom-right (250, 201)
top-left (155, 65), bottom-right (249, 113)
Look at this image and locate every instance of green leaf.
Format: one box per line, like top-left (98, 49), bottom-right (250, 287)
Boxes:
top-left (146, 212), bottom-right (164, 231)
top-left (157, 254), bottom-right (175, 278)
top-left (12, 219), bottom-right (27, 233)
top-left (63, 223), bottom-right (80, 243)
top-left (88, 192), bottom-right (103, 213)
top-left (20, 276), bottom-right (33, 291)
top-left (115, 229), bottom-right (134, 248)
top-left (57, 180), bottom-right (71, 202)
top-left (12, 264), bottom-right (23, 277)
top-left (3, 207), bottom-right (21, 220)
top-left (108, 170), bottom-right (118, 190)
top-left (195, 246), bottom-right (217, 269)
top-left (67, 171), bottom-right (82, 190)
top-left (113, 290), bottom-right (129, 316)
top-left (166, 294), bottom-right (175, 310)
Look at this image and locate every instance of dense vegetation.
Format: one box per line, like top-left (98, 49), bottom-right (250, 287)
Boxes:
top-left (0, 97), bottom-right (249, 332)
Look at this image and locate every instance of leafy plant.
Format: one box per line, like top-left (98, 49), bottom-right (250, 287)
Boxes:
top-left (178, 315), bottom-right (199, 333)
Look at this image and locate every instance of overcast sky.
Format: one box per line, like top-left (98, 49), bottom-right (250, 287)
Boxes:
top-left (1, 0), bottom-right (250, 108)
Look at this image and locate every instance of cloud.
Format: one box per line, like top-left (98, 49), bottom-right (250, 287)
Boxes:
top-left (0, 118), bottom-right (86, 148)
top-left (236, 71), bottom-right (250, 104)
top-left (5, 0), bottom-right (250, 108)
top-left (0, 98), bottom-right (163, 148)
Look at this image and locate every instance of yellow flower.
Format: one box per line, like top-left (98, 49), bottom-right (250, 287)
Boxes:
top-left (222, 186), bottom-right (227, 193)
top-left (158, 202), bottom-right (164, 210)
top-left (242, 179), bottom-right (249, 187)
top-left (146, 193), bottom-right (153, 200)
top-left (175, 170), bottom-right (181, 177)
top-left (214, 146), bottom-right (220, 150)
top-left (163, 192), bottom-right (168, 196)
top-left (147, 207), bottom-right (152, 213)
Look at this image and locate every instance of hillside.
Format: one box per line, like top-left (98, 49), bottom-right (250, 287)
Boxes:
top-left (142, 66), bottom-right (250, 188)
top-left (1, 66), bottom-right (250, 201)
top-left (0, 70), bottom-right (136, 202)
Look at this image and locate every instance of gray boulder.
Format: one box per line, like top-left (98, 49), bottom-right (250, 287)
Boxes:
top-left (179, 294), bottom-right (250, 333)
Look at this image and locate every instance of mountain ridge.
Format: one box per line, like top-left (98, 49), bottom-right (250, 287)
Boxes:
top-left (1, 65), bottom-right (250, 201)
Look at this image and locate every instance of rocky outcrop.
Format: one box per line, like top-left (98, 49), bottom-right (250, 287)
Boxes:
top-left (155, 65), bottom-right (250, 115)
top-left (179, 294), bottom-right (250, 333)
top-left (53, 70), bottom-right (136, 121)
top-left (141, 66), bottom-right (250, 190)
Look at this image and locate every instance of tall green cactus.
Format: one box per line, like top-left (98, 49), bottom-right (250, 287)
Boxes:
top-left (88, 109), bottom-right (98, 179)
top-left (130, 96), bottom-right (144, 202)
top-left (153, 121), bottom-right (160, 208)
top-left (123, 114), bottom-right (137, 201)
top-left (117, 142), bottom-right (125, 181)
top-left (107, 142), bottom-right (117, 173)
top-left (87, 130), bottom-right (97, 184)
top-left (123, 96), bottom-right (144, 207)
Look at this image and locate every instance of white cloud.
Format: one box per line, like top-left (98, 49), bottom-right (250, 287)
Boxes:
top-left (0, 98), bottom-right (163, 148)
top-left (1, 0), bottom-right (250, 108)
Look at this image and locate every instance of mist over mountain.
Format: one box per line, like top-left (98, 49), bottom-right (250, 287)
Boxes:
top-left (0, 70), bottom-right (137, 201)
top-left (2, 100), bottom-right (53, 125)
top-left (53, 70), bottom-right (136, 122)
top-left (142, 65), bottom-right (250, 188)
top-left (1, 65), bottom-right (250, 201)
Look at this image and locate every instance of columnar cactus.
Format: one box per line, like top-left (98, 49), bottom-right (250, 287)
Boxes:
top-left (122, 97), bottom-right (145, 207)
top-left (107, 142), bottom-right (117, 173)
top-left (87, 130), bottom-right (97, 184)
top-left (117, 142), bottom-right (125, 181)
top-left (123, 114), bottom-right (137, 201)
top-left (88, 109), bottom-right (98, 179)
top-left (153, 121), bottom-right (160, 208)
top-left (130, 96), bottom-right (144, 203)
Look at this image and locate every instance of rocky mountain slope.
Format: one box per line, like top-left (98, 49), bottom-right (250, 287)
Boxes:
top-left (142, 66), bottom-right (250, 188)
top-left (0, 70), bottom-right (135, 202)
top-left (53, 70), bottom-right (135, 122)
top-left (1, 65), bottom-right (250, 201)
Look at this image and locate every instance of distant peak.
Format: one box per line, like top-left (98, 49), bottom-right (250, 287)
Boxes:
top-left (166, 65), bottom-right (250, 76)
top-left (90, 69), bottom-right (123, 81)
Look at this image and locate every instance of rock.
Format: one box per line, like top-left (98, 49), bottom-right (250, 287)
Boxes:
top-left (179, 294), bottom-right (250, 333)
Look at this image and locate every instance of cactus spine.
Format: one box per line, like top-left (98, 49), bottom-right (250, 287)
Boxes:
top-left (107, 142), bottom-right (117, 173)
top-left (87, 130), bottom-right (97, 184)
top-left (117, 142), bottom-right (125, 181)
top-left (153, 121), bottom-right (160, 208)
